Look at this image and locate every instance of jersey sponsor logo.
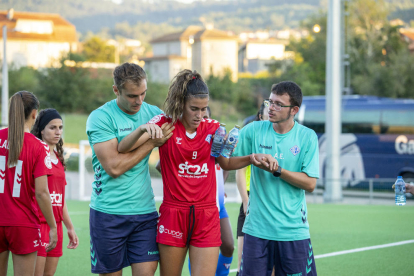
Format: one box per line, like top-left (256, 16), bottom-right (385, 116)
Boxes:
top-left (290, 145), bottom-right (300, 156)
top-left (158, 225), bottom-right (183, 239)
top-left (148, 114), bottom-right (163, 124)
top-left (178, 162), bottom-right (209, 178)
top-left (50, 191), bottom-right (63, 206)
top-left (44, 155), bottom-right (52, 169)
top-left (260, 144), bottom-right (272, 149)
top-left (176, 137), bottom-right (182, 144)
top-left (205, 134), bottom-right (212, 144)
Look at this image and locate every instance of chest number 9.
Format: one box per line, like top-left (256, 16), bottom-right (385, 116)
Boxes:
top-left (192, 151), bottom-right (197, 159)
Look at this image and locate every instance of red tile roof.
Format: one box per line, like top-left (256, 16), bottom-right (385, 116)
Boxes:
top-left (0, 10), bottom-right (77, 43)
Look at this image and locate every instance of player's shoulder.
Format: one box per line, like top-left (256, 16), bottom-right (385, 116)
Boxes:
top-left (295, 122), bottom-right (317, 138)
top-left (88, 101), bottom-right (114, 120)
top-left (0, 128), bottom-right (7, 138)
top-left (25, 133), bottom-right (50, 151)
top-left (141, 102), bottom-right (162, 113)
top-left (241, 120), bottom-right (269, 133)
top-left (148, 113), bottom-right (170, 124)
top-left (201, 118), bottom-right (220, 128)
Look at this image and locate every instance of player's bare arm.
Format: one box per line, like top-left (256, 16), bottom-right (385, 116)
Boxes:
top-left (280, 170), bottom-right (317, 193)
top-left (95, 135), bottom-right (169, 178)
top-left (118, 123), bottom-right (175, 153)
top-left (35, 175), bottom-right (58, 252)
top-left (62, 201), bottom-right (79, 249)
top-left (251, 154), bottom-right (316, 192)
top-left (236, 168), bottom-right (249, 214)
top-left (217, 155), bottom-right (251, 171)
top-left (249, 153), bottom-right (278, 172)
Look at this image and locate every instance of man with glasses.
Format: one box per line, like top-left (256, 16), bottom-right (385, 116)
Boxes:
top-left (233, 81), bottom-right (319, 276)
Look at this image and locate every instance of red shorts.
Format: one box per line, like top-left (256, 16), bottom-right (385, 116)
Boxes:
top-left (0, 226), bottom-right (41, 254)
top-left (37, 221), bottom-right (63, 257)
top-left (157, 202), bottom-right (221, 248)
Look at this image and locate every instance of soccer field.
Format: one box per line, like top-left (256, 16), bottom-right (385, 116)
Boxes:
top-left (7, 201), bottom-right (414, 276)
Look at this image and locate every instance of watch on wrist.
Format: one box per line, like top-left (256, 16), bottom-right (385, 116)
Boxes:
top-left (273, 166), bottom-right (282, 177)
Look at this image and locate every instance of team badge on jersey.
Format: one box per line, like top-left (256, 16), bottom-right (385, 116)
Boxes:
top-left (205, 134), bottom-right (212, 144)
top-left (290, 145), bottom-right (300, 156)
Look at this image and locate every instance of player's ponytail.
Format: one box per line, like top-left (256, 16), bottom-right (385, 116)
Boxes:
top-left (8, 91), bottom-right (40, 167)
top-left (164, 69), bottom-right (209, 124)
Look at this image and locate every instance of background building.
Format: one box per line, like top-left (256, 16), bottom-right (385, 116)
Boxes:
top-left (238, 39), bottom-right (290, 74)
top-left (0, 9), bottom-right (77, 69)
top-left (144, 25), bottom-right (238, 83)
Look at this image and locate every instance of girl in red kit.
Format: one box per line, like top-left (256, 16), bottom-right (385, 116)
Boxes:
top-left (118, 70), bottom-right (277, 276)
top-left (0, 91), bottom-right (57, 276)
top-left (32, 109), bottom-right (79, 276)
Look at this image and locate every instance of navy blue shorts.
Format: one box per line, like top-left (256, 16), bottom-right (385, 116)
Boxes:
top-left (89, 208), bottom-right (159, 274)
top-left (240, 234), bottom-right (317, 276)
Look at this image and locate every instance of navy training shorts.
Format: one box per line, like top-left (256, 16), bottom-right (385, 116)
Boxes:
top-left (89, 208), bottom-right (159, 274)
top-left (240, 233), bottom-right (317, 276)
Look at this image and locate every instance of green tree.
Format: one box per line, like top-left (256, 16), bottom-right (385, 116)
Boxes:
top-left (82, 36), bottom-right (115, 63)
top-left (7, 66), bottom-right (40, 96)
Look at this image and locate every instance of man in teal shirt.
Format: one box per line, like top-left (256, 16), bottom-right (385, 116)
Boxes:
top-left (234, 81), bottom-right (319, 276)
top-left (86, 63), bottom-right (173, 275)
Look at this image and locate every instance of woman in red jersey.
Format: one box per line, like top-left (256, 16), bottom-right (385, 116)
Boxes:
top-left (0, 91), bottom-right (57, 276)
top-left (32, 109), bottom-right (79, 276)
top-left (118, 70), bottom-right (277, 276)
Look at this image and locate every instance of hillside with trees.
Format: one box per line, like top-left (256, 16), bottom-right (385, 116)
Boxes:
top-left (1, 0), bottom-right (413, 36)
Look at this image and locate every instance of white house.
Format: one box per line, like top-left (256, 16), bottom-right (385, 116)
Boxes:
top-left (0, 9), bottom-right (78, 69)
top-left (142, 26), bottom-right (202, 83)
top-left (238, 39), bottom-right (289, 74)
top-left (192, 28), bottom-right (239, 82)
top-left (143, 26), bottom-right (239, 83)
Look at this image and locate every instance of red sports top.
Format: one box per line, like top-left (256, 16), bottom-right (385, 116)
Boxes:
top-left (149, 115), bottom-right (220, 206)
top-left (0, 129), bottom-right (52, 228)
top-left (37, 156), bottom-right (66, 223)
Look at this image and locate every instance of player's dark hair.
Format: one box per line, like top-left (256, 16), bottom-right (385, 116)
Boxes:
top-left (113, 62), bottom-right (147, 93)
top-left (8, 91), bottom-right (40, 167)
top-left (271, 81), bottom-right (302, 107)
top-left (205, 106), bottom-right (211, 118)
top-left (254, 101), bottom-right (267, 121)
top-left (32, 108), bottom-right (66, 170)
top-left (164, 69), bottom-right (209, 124)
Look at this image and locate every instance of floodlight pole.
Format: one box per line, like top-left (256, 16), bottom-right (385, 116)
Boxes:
top-left (2, 25), bottom-right (8, 127)
top-left (324, 0), bottom-right (342, 202)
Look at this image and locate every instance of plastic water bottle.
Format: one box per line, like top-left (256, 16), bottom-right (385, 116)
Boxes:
top-left (221, 125), bottom-right (240, 158)
top-left (211, 123), bottom-right (226, 157)
top-left (395, 176), bottom-right (406, 206)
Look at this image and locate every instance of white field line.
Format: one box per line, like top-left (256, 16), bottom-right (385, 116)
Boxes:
top-left (229, 240), bottom-right (414, 274)
top-left (314, 240), bottom-right (414, 259)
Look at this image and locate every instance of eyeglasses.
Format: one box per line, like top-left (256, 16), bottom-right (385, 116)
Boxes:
top-left (264, 100), bottom-right (296, 111)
